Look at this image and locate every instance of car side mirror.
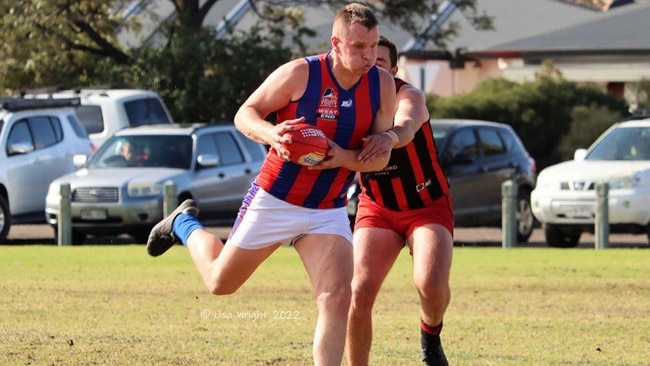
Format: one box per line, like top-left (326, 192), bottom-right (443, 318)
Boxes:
top-left (73, 154), bottom-right (88, 169)
top-left (574, 149), bottom-right (587, 161)
top-left (196, 153), bottom-right (220, 169)
top-left (8, 141), bottom-right (34, 156)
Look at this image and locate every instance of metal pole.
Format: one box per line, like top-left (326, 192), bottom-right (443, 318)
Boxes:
top-left (502, 180), bottom-right (517, 248)
top-left (595, 182), bottom-right (609, 249)
top-left (58, 183), bottom-right (72, 246)
top-left (402, 0), bottom-right (459, 52)
top-left (163, 181), bottom-right (176, 217)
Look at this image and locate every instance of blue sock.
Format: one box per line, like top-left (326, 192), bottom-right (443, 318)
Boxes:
top-left (173, 213), bottom-right (204, 246)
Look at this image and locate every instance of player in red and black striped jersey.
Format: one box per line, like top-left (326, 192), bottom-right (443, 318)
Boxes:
top-left (147, 4), bottom-right (397, 366)
top-left (346, 36), bottom-right (454, 366)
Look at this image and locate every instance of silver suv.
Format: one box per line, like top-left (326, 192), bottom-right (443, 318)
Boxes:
top-left (0, 97), bottom-right (94, 242)
top-left (23, 88), bottom-right (174, 148)
top-left (45, 123), bottom-right (267, 244)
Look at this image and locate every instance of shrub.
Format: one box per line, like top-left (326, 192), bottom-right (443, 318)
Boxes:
top-left (558, 105), bottom-right (623, 160)
top-left (429, 77), bottom-right (629, 170)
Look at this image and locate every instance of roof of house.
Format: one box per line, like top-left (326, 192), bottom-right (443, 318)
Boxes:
top-left (488, 1), bottom-right (650, 54)
top-left (402, 0), bottom-right (605, 58)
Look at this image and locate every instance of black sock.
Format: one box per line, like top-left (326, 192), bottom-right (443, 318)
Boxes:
top-left (420, 320), bottom-right (442, 352)
top-left (420, 320), bottom-right (448, 365)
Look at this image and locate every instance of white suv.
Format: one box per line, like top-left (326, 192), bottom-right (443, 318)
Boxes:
top-left (23, 88), bottom-right (174, 148)
top-left (531, 118), bottom-right (650, 247)
top-left (0, 97), bottom-right (94, 242)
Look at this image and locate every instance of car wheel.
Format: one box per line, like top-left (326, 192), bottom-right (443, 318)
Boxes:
top-left (0, 195), bottom-right (11, 243)
top-left (544, 224), bottom-right (580, 248)
top-left (71, 230), bottom-right (86, 245)
top-left (515, 189), bottom-right (535, 243)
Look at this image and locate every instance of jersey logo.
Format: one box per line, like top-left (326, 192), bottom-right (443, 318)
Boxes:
top-left (318, 88), bottom-right (339, 120)
top-left (416, 179), bottom-right (432, 192)
top-left (322, 88), bottom-right (337, 100)
top-left (341, 99), bottom-right (353, 107)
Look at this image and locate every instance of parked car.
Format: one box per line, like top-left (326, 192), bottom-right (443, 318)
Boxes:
top-left (22, 87), bottom-right (174, 148)
top-left (45, 123), bottom-right (267, 244)
top-left (531, 118), bottom-right (650, 248)
top-left (348, 119), bottom-right (537, 242)
top-left (0, 97), bottom-right (94, 242)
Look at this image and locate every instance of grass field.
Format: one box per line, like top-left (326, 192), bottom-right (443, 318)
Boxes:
top-left (1, 244), bottom-right (648, 365)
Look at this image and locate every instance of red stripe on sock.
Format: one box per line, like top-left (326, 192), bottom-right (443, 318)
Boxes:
top-left (420, 319), bottom-right (443, 335)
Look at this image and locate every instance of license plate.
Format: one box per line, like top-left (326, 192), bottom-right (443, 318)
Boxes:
top-left (81, 209), bottom-right (107, 220)
top-left (561, 205), bottom-right (593, 218)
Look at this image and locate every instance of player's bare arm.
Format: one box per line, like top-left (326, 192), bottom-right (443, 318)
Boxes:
top-left (310, 138), bottom-right (388, 172)
top-left (390, 84), bottom-right (430, 147)
top-left (234, 59), bottom-right (309, 158)
top-left (362, 82), bottom-right (429, 150)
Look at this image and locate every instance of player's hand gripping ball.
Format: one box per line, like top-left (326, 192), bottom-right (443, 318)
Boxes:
top-left (284, 124), bottom-right (330, 166)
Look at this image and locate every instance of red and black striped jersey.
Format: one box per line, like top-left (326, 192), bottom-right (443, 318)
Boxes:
top-left (359, 78), bottom-right (449, 211)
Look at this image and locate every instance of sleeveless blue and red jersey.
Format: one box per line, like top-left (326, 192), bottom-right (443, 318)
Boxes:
top-left (256, 52), bottom-right (381, 208)
top-left (359, 78), bottom-right (449, 211)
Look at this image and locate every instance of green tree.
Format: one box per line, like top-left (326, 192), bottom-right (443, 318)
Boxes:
top-left (0, 0), bottom-right (132, 91)
top-left (129, 23), bottom-right (307, 122)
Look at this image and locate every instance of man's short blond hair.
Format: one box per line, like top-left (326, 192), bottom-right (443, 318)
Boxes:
top-left (332, 3), bottom-right (378, 38)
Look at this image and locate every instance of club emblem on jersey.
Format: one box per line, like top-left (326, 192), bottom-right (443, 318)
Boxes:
top-left (319, 88), bottom-right (339, 120)
top-left (322, 88), bottom-right (336, 99)
top-left (321, 88), bottom-right (339, 107)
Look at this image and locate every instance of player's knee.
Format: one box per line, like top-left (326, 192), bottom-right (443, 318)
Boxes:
top-left (350, 286), bottom-right (377, 312)
top-left (415, 280), bottom-right (449, 302)
top-left (316, 287), bottom-right (351, 313)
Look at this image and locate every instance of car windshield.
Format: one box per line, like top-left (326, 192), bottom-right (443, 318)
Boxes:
top-left (88, 135), bottom-right (193, 169)
top-left (431, 125), bottom-right (451, 147)
top-left (586, 126), bottom-right (650, 161)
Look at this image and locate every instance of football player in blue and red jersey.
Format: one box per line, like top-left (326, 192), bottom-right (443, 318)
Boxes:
top-left (146, 3), bottom-right (396, 366)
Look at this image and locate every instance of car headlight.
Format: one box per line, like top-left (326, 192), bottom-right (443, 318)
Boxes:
top-left (607, 176), bottom-right (634, 189)
top-left (47, 183), bottom-right (62, 198)
top-left (127, 183), bottom-right (163, 197)
top-left (607, 171), bottom-right (649, 189)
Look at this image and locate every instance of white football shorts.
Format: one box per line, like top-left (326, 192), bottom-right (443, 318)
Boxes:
top-left (227, 185), bottom-right (352, 250)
